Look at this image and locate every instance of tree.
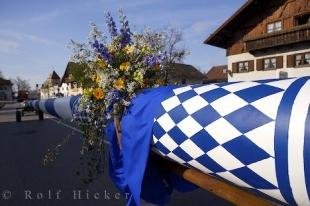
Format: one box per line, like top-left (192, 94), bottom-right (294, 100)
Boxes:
top-left (0, 70), bottom-right (3, 78)
top-left (14, 77), bottom-right (31, 91)
top-left (162, 27), bottom-right (188, 83)
top-left (139, 27), bottom-right (188, 84)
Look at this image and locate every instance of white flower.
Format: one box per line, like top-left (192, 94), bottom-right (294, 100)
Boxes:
top-left (127, 82), bottom-right (136, 93)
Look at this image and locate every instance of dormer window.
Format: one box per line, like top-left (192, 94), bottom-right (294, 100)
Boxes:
top-left (267, 21), bottom-right (282, 33)
top-left (295, 13), bottom-right (310, 26)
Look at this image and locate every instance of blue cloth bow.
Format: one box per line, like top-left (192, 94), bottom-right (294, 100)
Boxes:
top-left (105, 86), bottom-right (197, 206)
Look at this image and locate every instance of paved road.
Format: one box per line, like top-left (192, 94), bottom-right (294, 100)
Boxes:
top-left (0, 107), bottom-right (231, 206)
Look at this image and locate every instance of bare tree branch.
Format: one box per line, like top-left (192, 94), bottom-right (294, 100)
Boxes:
top-left (162, 27), bottom-right (189, 83)
top-left (13, 77), bottom-right (31, 91)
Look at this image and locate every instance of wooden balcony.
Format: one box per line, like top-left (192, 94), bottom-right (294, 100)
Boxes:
top-left (245, 24), bottom-right (310, 52)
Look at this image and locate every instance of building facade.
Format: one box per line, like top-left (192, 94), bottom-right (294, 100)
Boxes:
top-left (0, 78), bottom-right (13, 101)
top-left (59, 62), bottom-right (83, 97)
top-left (203, 65), bottom-right (228, 83)
top-left (205, 0), bottom-right (310, 82)
top-left (40, 71), bottom-right (61, 99)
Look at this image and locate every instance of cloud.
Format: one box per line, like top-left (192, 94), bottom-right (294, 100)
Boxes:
top-left (0, 29), bottom-right (59, 46)
top-left (0, 39), bottom-right (19, 54)
top-left (27, 10), bottom-right (62, 24)
top-left (0, 8), bottom-right (67, 28)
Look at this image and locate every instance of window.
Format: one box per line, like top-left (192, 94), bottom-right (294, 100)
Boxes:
top-left (295, 13), bottom-right (310, 26)
top-left (305, 53), bottom-right (310, 64)
top-left (264, 58), bottom-right (277, 70)
top-left (238, 61), bottom-right (249, 73)
top-left (295, 53), bottom-right (310, 66)
top-left (296, 54), bottom-right (303, 66)
top-left (267, 21), bottom-right (282, 33)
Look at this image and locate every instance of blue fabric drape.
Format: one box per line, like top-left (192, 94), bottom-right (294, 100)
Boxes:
top-left (105, 86), bottom-right (197, 206)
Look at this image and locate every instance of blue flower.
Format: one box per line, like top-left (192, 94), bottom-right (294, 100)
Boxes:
top-left (92, 40), bottom-right (113, 62)
top-left (105, 12), bottom-right (118, 38)
top-left (119, 10), bottom-right (132, 47)
top-left (144, 55), bottom-right (163, 68)
top-left (105, 90), bottom-right (123, 116)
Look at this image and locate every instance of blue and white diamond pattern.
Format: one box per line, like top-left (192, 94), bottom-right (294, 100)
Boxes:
top-left (152, 79), bottom-right (296, 203)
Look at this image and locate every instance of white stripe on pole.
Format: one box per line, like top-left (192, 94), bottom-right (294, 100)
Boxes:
top-left (288, 80), bottom-right (310, 205)
top-left (54, 97), bottom-right (74, 121)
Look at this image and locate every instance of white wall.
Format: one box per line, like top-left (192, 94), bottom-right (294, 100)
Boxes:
top-left (0, 85), bottom-right (12, 101)
top-left (60, 83), bottom-right (69, 97)
top-left (60, 83), bottom-right (82, 97)
top-left (227, 48), bottom-right (310, 82)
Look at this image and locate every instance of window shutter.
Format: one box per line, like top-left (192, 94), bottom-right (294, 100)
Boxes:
top-left (287, 54), bottom-right (295, 68)
top-left (248, 60), bottom-right (254, 72)
top-left (256, 59), bottom-right (263, 71)
top-left (232, 63), bottom-right (238, 73)
top-left (276, 56), bottom-right (283, 69)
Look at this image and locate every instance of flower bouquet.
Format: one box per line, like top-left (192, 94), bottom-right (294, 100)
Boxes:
top-left (68, 11), bottom-right (168, 180)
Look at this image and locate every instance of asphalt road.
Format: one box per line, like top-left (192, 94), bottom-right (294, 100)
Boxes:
top-left (0, 104), bottom-right (231, 206)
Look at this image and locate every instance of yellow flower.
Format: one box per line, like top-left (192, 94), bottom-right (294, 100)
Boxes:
top-left (96, 75), bottom-right (100, 83)
top-left (108, 44), bottom-right (116, 53)
top-left (133, 71), bottom-right (144, 84)
top-left (83, 88), bottom-right (93, 98)
top-left (91, 73), bottom-right (100, 83)
top-left (124, 45), bottom-right (135, 54)
top-left (93, 88), bottom-right (105, 100)
top-left (119, 62), bottom-right (131, 72)
top-left (141, 45), bottom-right (150, 53)
top-left (95, 58), bottom-right (107, 70)
top-left (114, 78), bottom-right (125, 90)
top-left (91, 74), bottom-right (96, 81)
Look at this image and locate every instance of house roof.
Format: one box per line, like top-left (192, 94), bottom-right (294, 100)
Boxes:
top-left (204, 0), bottom-right (257, 48)
top-left (51, 70), bottom-right (60, 80)
top-left (0, 77), bottom-right (12, 86)
top-left (204, 65), bottom-right (228, 82)
top-left (169, 63), bottom-right (204, 83)
top-left (60, 62), bottom-right (76, 84)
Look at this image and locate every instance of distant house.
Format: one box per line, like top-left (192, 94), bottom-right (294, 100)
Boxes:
top-left (59, 62), bottom-right (83, 97)
top-left (205, 0), bottom-right (310, 82)
top-left (203, 65), bottom-right (228, 83)
top-left (41, 71), bottom-right (61, 99)
top-left (168, 63), bottom-right (204, 84)
top-left (0, 77), bottom-right (13, 101)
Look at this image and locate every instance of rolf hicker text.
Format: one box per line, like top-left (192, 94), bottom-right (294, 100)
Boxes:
top-left (24, 189), bottom-right (130, 200)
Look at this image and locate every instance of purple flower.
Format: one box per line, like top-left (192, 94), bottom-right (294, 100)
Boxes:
top-left (119, 10), bottom-right (132, 47)
top-left (92, 40), bottom-right (112, 62)
top-left (105, 90), bottom-right (123, 115)
top-left (144, 55), bottom-right (162, 68)
top-left (106, 89), bottom-right (122, 102)
top-left (105, 12), bottom-right (118, 38)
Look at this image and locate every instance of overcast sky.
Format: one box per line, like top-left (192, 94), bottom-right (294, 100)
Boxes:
top-left (0, 0), bottom-right (245, 88)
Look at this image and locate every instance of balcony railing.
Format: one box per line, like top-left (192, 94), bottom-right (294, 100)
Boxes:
top-left (245, 24), bottom-right (310, 52)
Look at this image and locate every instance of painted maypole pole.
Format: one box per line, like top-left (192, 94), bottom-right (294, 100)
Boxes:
top-left (28, 77), bottom-right (310, 205)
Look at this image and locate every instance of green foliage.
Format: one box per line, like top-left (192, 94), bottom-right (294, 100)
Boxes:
top-left (67, 62), bottom-right (93, 88)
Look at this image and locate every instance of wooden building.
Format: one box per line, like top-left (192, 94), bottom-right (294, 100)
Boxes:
top-left (168, 63), bottom-right (204, 84)
top-left (203, 65), bottom-right (228, 83)
top-left (205, 0), bottom-right (310, 81)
